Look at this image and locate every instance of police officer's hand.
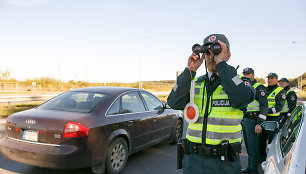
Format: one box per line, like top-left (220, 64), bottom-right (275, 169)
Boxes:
top-left (187, 53), bottom-right (204, 72)
top-left (255, 125), bottom-right (262, 134)
top-left (211, 40), bottom-right (231, 64)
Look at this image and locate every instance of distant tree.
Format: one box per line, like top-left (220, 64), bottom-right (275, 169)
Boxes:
top-left (255, 77), bottom-right (266, 85)
top-left (0, 70), bottom-right (11, 81)
top-left (289, 72), bottom-right (306, 89)
top-left (289, 78), bottom-right (298, 87)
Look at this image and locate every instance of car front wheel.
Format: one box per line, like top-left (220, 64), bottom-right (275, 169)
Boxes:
top-left (170, 119), bottom-right (183, 144)
top-left (106, 137), bottom-right (128, 174)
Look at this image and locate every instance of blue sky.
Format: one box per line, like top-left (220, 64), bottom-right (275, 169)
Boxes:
top-left (0, 0), bottom-right (305, 83)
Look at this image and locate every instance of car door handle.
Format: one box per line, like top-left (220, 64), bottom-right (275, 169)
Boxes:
top-left (127, 120), bottom-right (133, 126)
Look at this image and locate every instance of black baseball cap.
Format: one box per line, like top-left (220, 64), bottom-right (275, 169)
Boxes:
top-left (279, 78), bottom-right (289, 83)
top-left (266, 72), bottom-right (278, 79)
top-left (242, 67), bottom-right (254, 74)
top-left (203, 34), bottom-right (230, 49)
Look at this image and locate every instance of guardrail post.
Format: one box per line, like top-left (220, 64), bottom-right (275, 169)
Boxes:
top-left (8, 101), bottom-right (12, 110)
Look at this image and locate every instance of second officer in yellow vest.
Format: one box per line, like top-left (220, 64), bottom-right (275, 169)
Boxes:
top-left (241, 68), bottom-right (268, 174)
top-left (167, 34), bottom-right (255, 174)
top-left (278, 77), bottom-right (297, 128)
top-left (258, 72), bottom-right (286, 162)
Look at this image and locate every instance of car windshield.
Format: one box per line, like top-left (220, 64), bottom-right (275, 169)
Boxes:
top-left (279, 105), bottom-right (304, 156)
top-left (37, 91), bottom-right (109, 113)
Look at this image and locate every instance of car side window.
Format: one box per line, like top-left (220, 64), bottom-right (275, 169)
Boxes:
top-left (121, 92), bottom-right (145, 113)
top-left (280, 106), bottom-right (304, 156)
top-left (140, 92), bottom-right (164, 111)
top-left (107, 99), bottom-right (120, 115)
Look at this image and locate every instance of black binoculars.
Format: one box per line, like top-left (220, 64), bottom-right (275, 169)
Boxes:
top-left (192, 43), bottom-right (222, 55)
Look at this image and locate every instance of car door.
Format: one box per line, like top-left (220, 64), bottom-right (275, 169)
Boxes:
top-left (265, 105), bottom-right (304, 173)
top-left (120, 91), bottom-right (153, 150)
top-left (140, 91), bottom-right (175, 141)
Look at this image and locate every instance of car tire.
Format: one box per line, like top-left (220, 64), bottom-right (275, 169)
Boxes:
top-left (170, 119), bottom-right (183, 144)
top-left (106, 137), bottom-right (128, 174)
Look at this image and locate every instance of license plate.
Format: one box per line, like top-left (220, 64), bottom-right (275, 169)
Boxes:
top-left (22, 130), bottom-right (38, 142)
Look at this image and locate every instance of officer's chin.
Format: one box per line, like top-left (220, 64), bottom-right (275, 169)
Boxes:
top-left (208, 67), bottom-right (217, 73)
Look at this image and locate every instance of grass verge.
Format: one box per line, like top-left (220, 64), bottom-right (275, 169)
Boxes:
top-left (0, 94), bottom-right (170, 117)
top-left (0, 103), bottom-right (42, 117)
top-left (156, 94), bottom-right (169, 103)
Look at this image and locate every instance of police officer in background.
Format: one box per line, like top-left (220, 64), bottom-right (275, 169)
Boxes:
top-left (259, 72), bottom-right (286, 162)
top-left (278, 77), bottom-right (297, 128)
top-left (167, 34), bottom-right (255, 174)
top-left (241, 68), bottom-right (268, 174)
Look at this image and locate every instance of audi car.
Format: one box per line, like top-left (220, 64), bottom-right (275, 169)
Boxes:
top-left (263, 101), bottom-right (306, 174)
top-left (0, 87), bottom-right (183, 174)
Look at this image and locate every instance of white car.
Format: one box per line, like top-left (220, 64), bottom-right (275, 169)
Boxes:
top-left (263, 102), bottom-right (305, 174)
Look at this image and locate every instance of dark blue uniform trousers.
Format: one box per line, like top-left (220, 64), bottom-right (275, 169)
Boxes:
top-left (183, 152), bottom-right (241, 174)
top-left (242, 118), bottom-right (260, 174)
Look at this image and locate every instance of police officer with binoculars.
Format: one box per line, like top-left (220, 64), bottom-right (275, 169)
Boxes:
top-left (167, 34), bottom-right (255, 174)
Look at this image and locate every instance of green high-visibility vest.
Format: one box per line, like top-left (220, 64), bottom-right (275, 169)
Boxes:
top-left (267, 86), bottom-right (283, 116)
top-left (246, 82), bottom-right (262, 112)
top-left (280, 89), bottom-right (294, 113)
top-left (186, 77), bottom-right (244, 145)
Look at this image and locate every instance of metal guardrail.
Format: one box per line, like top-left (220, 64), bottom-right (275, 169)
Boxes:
top-left (0, 91), bottom-right (170, 105)
top-left (0, 94), bottom-right (58, 105)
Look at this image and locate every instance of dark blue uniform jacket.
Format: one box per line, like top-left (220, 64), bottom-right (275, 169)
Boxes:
top-left (167, 61), bottom-right (255, 111)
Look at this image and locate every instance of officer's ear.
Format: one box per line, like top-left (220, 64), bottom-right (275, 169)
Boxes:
top-left (225, 50), bottom-right (231, 62)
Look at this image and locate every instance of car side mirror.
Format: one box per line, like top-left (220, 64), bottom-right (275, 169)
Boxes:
top-left (162, 102), bottom-right (168, 109)
top-left (262, 121), bottom-right (279, 132)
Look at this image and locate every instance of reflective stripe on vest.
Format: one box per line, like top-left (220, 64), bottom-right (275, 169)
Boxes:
top-left (247, 82), bottom-right (262, 112)
top-left (267, 86), bottom-right (283, 116)
top-left (186, 77), bottom-right (243, 145)
top-left (281, 89), bottom-right (294, 113)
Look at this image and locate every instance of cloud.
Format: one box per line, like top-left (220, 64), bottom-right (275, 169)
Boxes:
top-left (5, 0), bottom-right (51, 7)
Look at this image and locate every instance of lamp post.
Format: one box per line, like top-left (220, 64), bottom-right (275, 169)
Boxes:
top-left (139, 37), bottom-right (152, 89)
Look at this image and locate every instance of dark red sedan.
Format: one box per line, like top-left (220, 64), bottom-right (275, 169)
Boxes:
top-left (0, 87), bottom-right (183, 174)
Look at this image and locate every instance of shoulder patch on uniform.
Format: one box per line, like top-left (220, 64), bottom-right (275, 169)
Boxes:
top-left (260, 91), bottom-right (265, 96)
top-left (282, 94), bottom-right (286, 100)
top-left (291, 96), bottom-right (296, 101)
top-left (244, 81), bottom-right (251, 87)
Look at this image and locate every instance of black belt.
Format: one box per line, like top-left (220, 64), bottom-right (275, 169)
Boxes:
top-left (244, 112), bottom-right (259, 119)
top-left (182, 140), bottom-right (241, 161)
top-left (183, 141), bottom-right (221, 157)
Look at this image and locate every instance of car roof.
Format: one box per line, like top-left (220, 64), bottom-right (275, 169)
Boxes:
top-left (70, 86), bottom-right (143, 95)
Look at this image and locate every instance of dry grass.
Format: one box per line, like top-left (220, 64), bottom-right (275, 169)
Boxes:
top-left (298, 90), bottom-right (306, 99)
top-left (0, 94), bottom-right (171, 117)
top-left (156, 94), bottom-right (169, 103)
top-left (0, 103), bottom-right (42, 117)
